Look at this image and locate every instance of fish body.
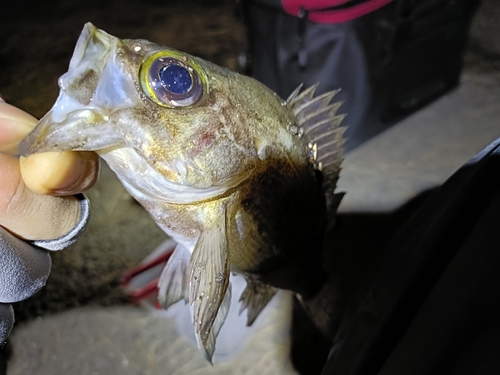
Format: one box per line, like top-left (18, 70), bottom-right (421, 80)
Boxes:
top-left (21, 23), bottom-right (346, 360)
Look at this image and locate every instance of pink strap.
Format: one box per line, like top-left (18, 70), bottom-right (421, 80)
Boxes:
top-left (282, 0), bottom-right (393, 23)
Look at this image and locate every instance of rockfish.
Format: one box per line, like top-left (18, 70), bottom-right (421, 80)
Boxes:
top-left (21, 23), bottom-right (346, 361)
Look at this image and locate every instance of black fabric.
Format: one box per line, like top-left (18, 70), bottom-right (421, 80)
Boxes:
top-left (243, 0), bottom-right (480, 151)
top-left (0, 340), bottom-right (10, 375)
top-left (322, 138), bottom-right (500, 374)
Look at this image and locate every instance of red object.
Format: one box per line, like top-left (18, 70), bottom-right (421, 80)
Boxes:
top-left (120, 248), bottom-right (174, 305)
top-left (126, 278), bottom-right (161, 305)
top-left (282, 0), bottom-right (393, 23)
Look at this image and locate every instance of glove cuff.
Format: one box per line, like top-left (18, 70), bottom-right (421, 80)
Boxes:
top-left (31, 194), bottom-right (90, 251)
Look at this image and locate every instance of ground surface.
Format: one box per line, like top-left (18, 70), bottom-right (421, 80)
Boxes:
top-left (1, 0), bottom-right (499, 374)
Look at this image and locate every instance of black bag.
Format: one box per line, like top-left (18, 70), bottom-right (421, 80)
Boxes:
top-left (321, 136), bottom-right (500, 374)
top-left (242, 0), bottom-right (481, 151)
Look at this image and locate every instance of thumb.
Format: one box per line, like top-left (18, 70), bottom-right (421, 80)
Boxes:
top-left (0, 153), bottom-right (81, 240)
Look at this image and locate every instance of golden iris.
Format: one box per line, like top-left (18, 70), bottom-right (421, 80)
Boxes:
top-left (139, 50), bottom-right (208, 108)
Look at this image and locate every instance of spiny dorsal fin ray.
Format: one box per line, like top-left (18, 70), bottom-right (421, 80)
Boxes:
top-left (239, 275), bottom-right (278, 326)
top-left (301, 108), bottom-right (345, 137)
top-left (286, 83), bottom-right (304, 105)
top-left (318, 139), bottom-right (345, 151)
top-left (158, 243), bottom-right (190, 309)
top-left (288, 83), bottom-right (319, 108)
top-left (306, 118), bottom-right (347, 158)
top-left (293, 89), bottom-right (342, 119)
top-left (189, 201), bottom-right (230, 362)
top-left (288, 85), bottom-right (347, 223)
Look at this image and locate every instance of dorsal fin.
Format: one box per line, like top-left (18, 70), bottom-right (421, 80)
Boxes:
top-left (287, 85), bottom-right (346, 226)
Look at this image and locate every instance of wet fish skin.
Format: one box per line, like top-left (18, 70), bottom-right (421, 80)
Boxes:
top-left (20, 23), bottom-right (345, 361)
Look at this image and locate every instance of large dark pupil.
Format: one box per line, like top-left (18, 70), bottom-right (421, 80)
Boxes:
top-left (160, 64), bottom-right (192, 95)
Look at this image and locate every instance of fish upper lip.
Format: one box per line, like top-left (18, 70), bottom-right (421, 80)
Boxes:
top-left (69, 23), bottom-right (116, 70)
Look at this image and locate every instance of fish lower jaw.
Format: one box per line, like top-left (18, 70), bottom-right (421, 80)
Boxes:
top-left (99, 147), bottom-right (236, 205)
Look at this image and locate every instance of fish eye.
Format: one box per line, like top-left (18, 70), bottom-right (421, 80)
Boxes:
top-left (140, 51), bottom-right (207, 108)
top-left (160, 64), bottom-right (192, 95)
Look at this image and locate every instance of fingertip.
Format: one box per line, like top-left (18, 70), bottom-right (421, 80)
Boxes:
top-left (0, 102), bottom-right (39, 154)
top-left (20, 152), bottom-right (73, 195)
top-left (20, 151), bottom-right (99, 196)
top-left (0, 153), bottom-right (84, 240)
top-left (55, 151), bottom-right (100, 196)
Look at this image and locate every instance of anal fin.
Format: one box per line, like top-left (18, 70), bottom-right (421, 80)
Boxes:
top-left (239, 275), bottom-right (278, 326)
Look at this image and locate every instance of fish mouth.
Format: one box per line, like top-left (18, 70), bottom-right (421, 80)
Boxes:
top-left (20, 22), bottom-right (129, 156)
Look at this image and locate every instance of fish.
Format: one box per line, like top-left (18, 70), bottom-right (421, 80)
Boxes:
top-left (20, 23), bottom-right (346, 361)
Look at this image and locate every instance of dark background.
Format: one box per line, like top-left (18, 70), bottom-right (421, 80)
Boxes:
top-left (0, 0), bottom-right (246, 118)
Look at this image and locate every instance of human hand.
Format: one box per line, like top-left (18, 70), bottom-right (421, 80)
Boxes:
top-left (0, 96), bottom-right (99, 344)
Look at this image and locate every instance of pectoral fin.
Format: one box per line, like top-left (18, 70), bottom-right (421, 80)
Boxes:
top-left (189, 204), bottom-right (230, 362)
top-left (195, 282), bottom-right (232, 363)
top-left (158, 244), bottom-right (190, 309)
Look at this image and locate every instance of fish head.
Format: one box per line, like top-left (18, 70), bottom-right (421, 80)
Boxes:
top-left (21, 23), bottom-right (298, 204)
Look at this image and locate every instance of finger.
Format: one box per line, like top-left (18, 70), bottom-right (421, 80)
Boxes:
top-left (0, 99), bottom-right (99, 195)
top-left (20, 151), bottom-right (99, 196)
top-left (0, 101), bottom-right (38, 154)
top-left (0, 153), bottom-right (81, 240)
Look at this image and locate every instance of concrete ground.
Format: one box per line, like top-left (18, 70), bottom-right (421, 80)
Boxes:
top-left (1, 0), bottom-right (499, 374)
